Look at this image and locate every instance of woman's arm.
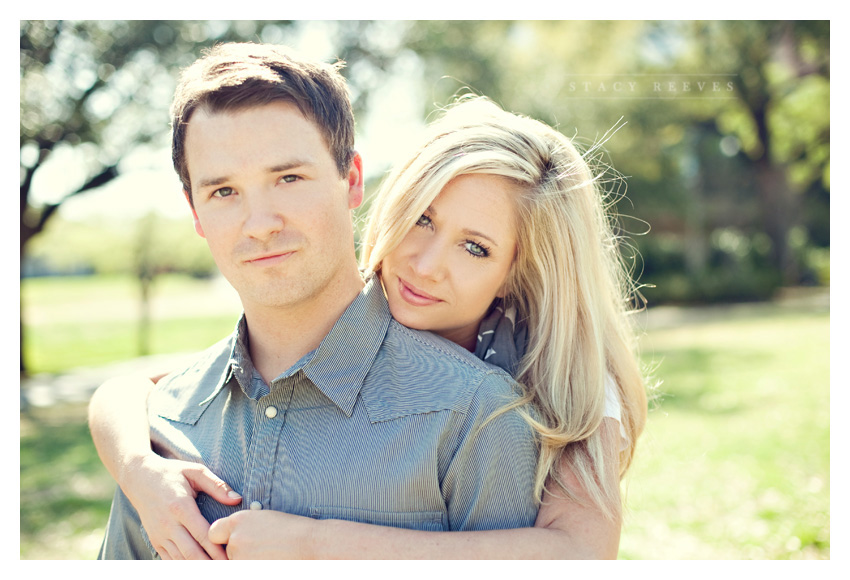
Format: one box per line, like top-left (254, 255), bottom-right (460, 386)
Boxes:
top-left (209, 419), bottom-right (622, 559)
top-left (88, 376), bottom-right (242, 560)
top-left (528, 418), bottom-right (623, 558)
top-left (88, 376), bottom-right (157, 483)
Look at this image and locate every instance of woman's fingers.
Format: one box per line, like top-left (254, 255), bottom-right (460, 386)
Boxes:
top-left (185, 465), bottom-right (242, 505)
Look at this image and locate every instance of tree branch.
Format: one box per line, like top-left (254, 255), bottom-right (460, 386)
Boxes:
top-left (27, 164), bottom-right (120, 238)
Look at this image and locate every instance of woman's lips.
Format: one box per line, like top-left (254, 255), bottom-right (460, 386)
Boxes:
top-left (397, 277), bottom-right (442, 306)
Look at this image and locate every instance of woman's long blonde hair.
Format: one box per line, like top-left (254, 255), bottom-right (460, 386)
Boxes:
top-left (360, 96), bottom-right (647, 521)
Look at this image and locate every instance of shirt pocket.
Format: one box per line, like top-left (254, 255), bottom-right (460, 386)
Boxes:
top-left (308, 506), bottom-right (446, 532)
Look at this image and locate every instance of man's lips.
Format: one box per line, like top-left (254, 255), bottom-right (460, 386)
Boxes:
top-left (245, 251), bottom-right (295, 265)
top-left (397, 277), bottom-right (442, 306)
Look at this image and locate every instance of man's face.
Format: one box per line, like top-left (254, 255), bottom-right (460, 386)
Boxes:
top-left (184, 101), bottom-right (363, 313)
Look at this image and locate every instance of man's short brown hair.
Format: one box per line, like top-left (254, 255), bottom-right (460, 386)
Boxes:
top-left (171, 43), bottom-right (355, 202)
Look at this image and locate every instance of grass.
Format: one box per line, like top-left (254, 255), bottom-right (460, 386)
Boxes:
top-left (618, 306), bottom-right (829, 559)
top-left (20, 403), bottom-right (116, 559)
top-left (19, 275), bottom-right (830, 559)
top-left (22, 274), bottom-right (241, 374)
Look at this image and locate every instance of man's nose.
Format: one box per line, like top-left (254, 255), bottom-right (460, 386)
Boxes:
top-left (242, 192), bottom-right (284, 240)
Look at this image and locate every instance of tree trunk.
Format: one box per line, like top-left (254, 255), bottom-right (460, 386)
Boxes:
top-left (754, 159), bottom-right (799, 285)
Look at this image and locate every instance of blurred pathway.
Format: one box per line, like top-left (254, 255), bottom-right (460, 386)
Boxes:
top-left (20, 351), bottom-right (202, 410)
top-left (20, 287), bottom-right (828, 410)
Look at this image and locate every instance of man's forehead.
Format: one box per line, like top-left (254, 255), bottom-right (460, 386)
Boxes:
top-left (183, 102), bottom-right (332, 181)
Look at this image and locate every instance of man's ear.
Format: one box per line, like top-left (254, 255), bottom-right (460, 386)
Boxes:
top-left (184, 190), bottom-right (205, 238)
top-left (347, 152), bottom-right (364, 210)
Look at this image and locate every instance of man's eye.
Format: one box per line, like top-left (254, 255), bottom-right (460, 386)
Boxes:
top-left (280, 175), bottom-right (300, 184)
top-left (213, 187), bottom-right (234, 198)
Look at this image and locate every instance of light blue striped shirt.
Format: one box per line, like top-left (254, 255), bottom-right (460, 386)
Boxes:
top-left (98, 276), bottom-right (539, 559)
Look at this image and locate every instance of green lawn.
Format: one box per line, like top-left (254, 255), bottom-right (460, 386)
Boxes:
top-left (619, 306), bottom-right (829, 559)
top-left (22, 274), bottom-right (241, 374)
top-left (20, 403), bottom-right (117, 559)
top-left (19, 275), bottom-right (830, 559)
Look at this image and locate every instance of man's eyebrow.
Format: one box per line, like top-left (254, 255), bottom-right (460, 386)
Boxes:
top-left (197, 159), bottom-right (315, 190)
top-left (426, 205), bottom-right (500, 247)
top-left (267, 159), bottom-right (315, 174)
top-left (197, 175), bottom-right (230, 190)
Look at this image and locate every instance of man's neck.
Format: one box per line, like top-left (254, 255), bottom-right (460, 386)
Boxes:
top-left (243, 269), bottom-right (365, 384)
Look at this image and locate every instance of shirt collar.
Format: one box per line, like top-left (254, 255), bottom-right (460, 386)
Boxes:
top-left (218, 275), bottom-right (391, 416)
top-left (301, 275), bottom-right (390, 416)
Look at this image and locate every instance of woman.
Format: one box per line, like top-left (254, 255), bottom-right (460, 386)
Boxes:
top-left (89, 96), bottom-right (648, 559)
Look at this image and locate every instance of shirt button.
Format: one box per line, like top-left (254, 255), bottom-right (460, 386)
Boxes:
top-left (250, 501), bottom-right (263, 510)
top-left (265, 406), bottom-right (278, 419)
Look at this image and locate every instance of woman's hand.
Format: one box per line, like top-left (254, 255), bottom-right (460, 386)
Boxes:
top-left (120, 454), bottom-right (243, 560)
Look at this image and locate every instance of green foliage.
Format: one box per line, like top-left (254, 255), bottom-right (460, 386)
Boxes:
top-left (402, 20), bottom-right (829, 293)
top-left (637, 228), bottom-right (784, 304)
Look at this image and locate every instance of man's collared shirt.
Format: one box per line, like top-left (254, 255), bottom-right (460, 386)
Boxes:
top-left (99, 276), bottom-right (539, 559)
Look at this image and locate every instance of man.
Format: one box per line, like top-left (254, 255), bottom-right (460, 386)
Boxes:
top-left (96, 43), bottom-right (537, 559)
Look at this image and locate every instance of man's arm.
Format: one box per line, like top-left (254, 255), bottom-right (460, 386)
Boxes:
top-left (89, 376), bottom-right (241, 559)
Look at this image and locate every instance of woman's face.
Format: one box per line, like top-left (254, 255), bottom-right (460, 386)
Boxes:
top-left (381, 174), bottom-right (519, 350)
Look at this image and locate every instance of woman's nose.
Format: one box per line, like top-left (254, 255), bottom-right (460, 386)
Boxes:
top-left (409, 240), bottom-right (447, 281)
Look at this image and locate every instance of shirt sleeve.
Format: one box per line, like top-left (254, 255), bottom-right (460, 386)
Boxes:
top-left (98, 487), bottom-right (159, 560)
top-left (440, 372), bottom-right (539, 531)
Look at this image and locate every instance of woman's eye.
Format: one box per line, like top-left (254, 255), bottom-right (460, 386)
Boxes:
top-left (416, 214), bottom-right (432, 228)
top-left (213, 187), bottom-right (234, 198)
top-left (465, 241), bottom-right (489, 258)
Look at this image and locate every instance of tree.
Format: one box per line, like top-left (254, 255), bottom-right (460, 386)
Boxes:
top-left (679, 21), bottom-right (829, 285)
top-left (400, 20), bottom-right (830, 294)
top-left (21, 20), bottom-right (174, 373)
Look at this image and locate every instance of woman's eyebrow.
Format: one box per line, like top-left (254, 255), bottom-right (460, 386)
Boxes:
top-left (463, 228), bottom-right (499, 247)
top-left (428, 205), bottom-right (501, 247)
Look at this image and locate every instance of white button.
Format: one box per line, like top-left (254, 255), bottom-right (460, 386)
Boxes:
top-left (265, 406), bottom-right (278, 419)
top-left (250, 501), bottom-right (263, 510)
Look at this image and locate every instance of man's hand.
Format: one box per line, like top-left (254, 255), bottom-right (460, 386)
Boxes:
top-left (120, 454), bottom-right (242, 560)
top-left (208, 510), bottom-right (321, 559)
